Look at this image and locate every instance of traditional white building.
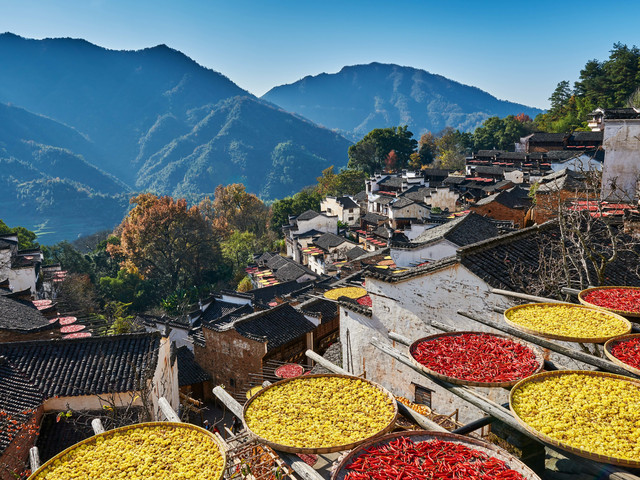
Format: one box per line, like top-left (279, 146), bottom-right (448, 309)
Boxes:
top-left (283, 210), bottom-right (338, 263)
top-left (0, 234), bottom-right (43, 295)
top-left (594, 107), bottom-right (640, 202)
top-left (320, 196), bottom-right (361, 226)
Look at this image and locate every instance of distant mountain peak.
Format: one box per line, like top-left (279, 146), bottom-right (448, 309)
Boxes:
top-left (263, 63), bottom-right (543, 141)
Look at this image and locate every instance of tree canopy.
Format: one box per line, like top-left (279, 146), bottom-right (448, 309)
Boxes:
top-left (347, 126), bottom-right (418, 174)
top-left (106, 193), bottom-right (224, 298)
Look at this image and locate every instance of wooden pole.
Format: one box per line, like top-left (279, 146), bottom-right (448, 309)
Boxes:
top-left (91, 418), bottom-right (105, 434)
top-left (456, 310), bottom-right (640, 379)
top-left (212, 386), bottom-right (325, 480)
top-left (29, 446), bottom-right (41, 472)
top-left (489, 288), bottom-right (565, 304)
top-left (305, 349), bottom-right (350, 375)
top-left (158, 397), bottom-right (181, 422)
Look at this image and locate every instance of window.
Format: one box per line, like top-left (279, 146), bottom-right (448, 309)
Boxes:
top-left (229, 378), bottom-right (236, 388)
top-left (413, 384), bottom-right (433, 408)
top-left (348, 217), bottom-right (354, 221)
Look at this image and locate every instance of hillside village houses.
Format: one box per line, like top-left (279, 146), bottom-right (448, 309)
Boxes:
top-left (3, 106), bottom-right (640, 479)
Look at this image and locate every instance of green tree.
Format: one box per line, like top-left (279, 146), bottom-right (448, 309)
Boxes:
top-left (269, 187), bottom-right (323, 232)
top-left (0, 220), bottom-right (39, 250)
top-left (43, 241), bottom-right (94, 277)
top-left (472, 116), bottom-right (533, 151)
top-left (548, 80), bottom-right (573, 115)
top-left (99, 268), bottom-right (155, 311)
top-left (237, 276), bottom-right (253, 292)
top-left (347, 126), bottom-right (417, 174)
top-left (221, 231), bottom-right (258, 273)
top-left (435, 127), bottom-right (472, 170)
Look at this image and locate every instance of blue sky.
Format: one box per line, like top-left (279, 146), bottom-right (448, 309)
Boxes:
top-left (1, 0), bottom-right (639, 108)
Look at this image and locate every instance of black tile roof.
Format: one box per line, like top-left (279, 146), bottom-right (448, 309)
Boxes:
top-left (0, 295), bottom-right (54, 333)
top-left (401, 186), bottom-right (433, 203)
top-left (299, 299), bottom-right (338, 323)
top-left (474, 166), bottom-right (506, 176)
top-left (391, 197), bottom-right (415, 209)
top-left (354, 191), bottom-right (368, 202)
top-left (458, 220), bottom-right (640, 293)
top-left (203, 304), bottom-right (253, 330)
top-left (248, 280), bottom-right (316, 304)
top-left (0, 333), bottom-right (161, 398)
top-left (0, 356), bottom-right (43, 454)
top-left (176, 346), bottom-right (211, 386)
top-left (571, 131), bottom-right (603, 142)
top-left (362, 212), bottom-right (388, 224)
top-left (346, 246), bottom-right (367, 261)
top-left (274, 262), bottom-right (313, 282)
top-left (200, 299), bottom-right (247, 324)
top-left (475, 186), bottom-right (531, 209)
top-left (443, 176), bottom-right (466, 185)
top-left (373, 195), bottom-right (394, 205)
top-left (365, 256), bottom-right (459, 283)
top-left (0, 238), bottom-right (17, 250)
top-left (423, 169), bottom-right (449, 178)
top-left (537, 168), bottom-right (587, 192)
top-left (337, 196), bottom-right (359, 209)
top-left (314, 232), bottom-right (348, 250)
top-left (475, 150), bottom-right (505, 157)
top-left (266, 255), bottom-right (289, 270)
top-left (411, 213), bottom-right (499, 247)
top-left (596, 107), bottom-right (640, 120)
top-left (206, 303), bottom-right (316, 351)
top-left (296, 210), bottom-right (321, 221)
top-left (292, 228), bottom-right (324, 238)
top-left (379, 176), bottom-right (404, 188)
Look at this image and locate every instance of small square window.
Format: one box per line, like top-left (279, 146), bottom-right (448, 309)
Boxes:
top-left (229, 378), bottom-right (236, 388)
top-left (413, 384), bottom-right (433, 408)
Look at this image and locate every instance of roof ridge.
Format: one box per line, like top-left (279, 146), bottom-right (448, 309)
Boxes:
top-left (213, 302), bottom-right (293, 332)
top-left (0, 331), bottom-right (161, 348)
top-left (457, 219), bottom-right (557, 259)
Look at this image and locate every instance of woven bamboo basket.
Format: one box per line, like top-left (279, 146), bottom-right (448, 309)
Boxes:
top-left (604, 334), bottom-right (640, 377)
top-left (28, 421), bottom-right (226, 480)
top-left (504, 302), bottom-right (632, 343)
top-left (331, 430), bottom-right (541, 480)
top-left (509, 370), bottom-right (640, 468)
top-left (242, 373), bottom-right (398, 454)
top-left (409, 331), bottom-right (545, 388)
top-left (578, 286), bottom-right (640, 319)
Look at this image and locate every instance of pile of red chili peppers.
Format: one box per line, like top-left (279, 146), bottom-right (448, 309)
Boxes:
top-left (583, 288), bottom-right (640, 313)
top-left (411, 333), bottom-right (539, 383)
top-left (274, 363), bottom-right (304, 378)
top-left (611, 336), bottom-right (640, 370)
top-left (357, 295), bottom-right (372, 307)
top-left (343, 437), bottom-right (527, 479)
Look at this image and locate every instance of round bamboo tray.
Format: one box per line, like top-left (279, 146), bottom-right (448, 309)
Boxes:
top-left (509, 370), bottom-right (640, 468)
top-left (28, 421), bottom-right (226, 480)
top-left (504, 302), bottom-right (632, 343)
top-left (331, 430), bottom-right (541, 480)
top-left (604, 334), bottom-right (640, 376)
top-left (578, 286), bottom-right (640, 318)
top-left (323, 286), bottom-right (367, 300)
top-left (243, 373), bottom-right (398, 454)
top-left (409, 331), bottom-right (545, 388)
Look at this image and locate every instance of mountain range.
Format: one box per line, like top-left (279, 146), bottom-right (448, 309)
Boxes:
top-left (0, 33), bottom-right (542, 243)
top-left (262, 62), bottom-right (543, 141)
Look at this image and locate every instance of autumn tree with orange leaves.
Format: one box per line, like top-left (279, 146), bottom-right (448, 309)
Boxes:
top-left (107, 194), bottom-right (225, 297)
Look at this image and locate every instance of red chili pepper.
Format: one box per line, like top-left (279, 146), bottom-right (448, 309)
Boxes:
top-left (411, 333), bottom-right (539, 383)
top-left (611, 337), bottom-right (640, 370)
top-left (343, 438), bottom-right (527, 480)
top-left (583, 288), bottom-right (640, 313)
